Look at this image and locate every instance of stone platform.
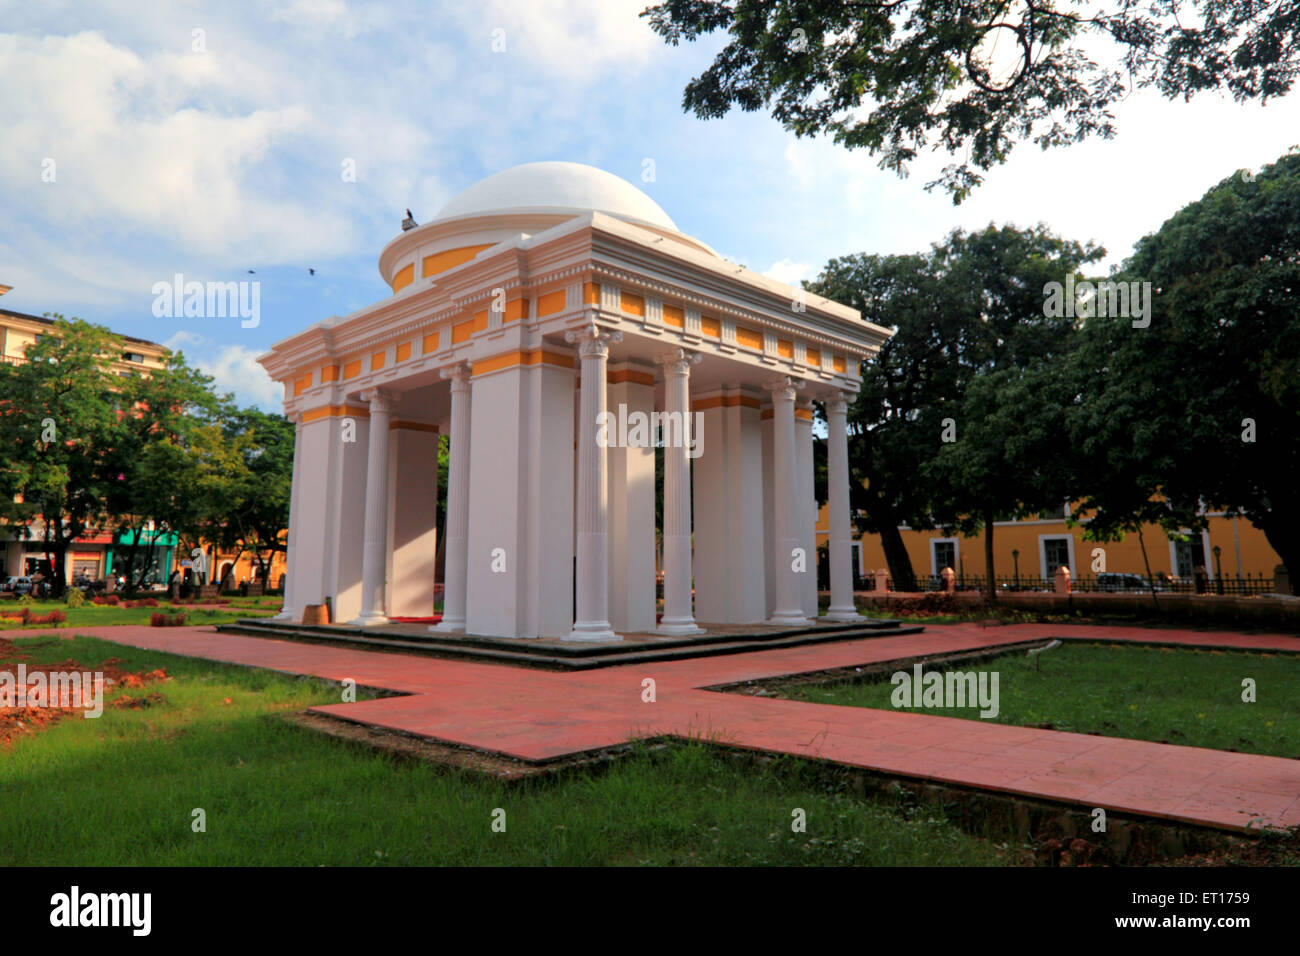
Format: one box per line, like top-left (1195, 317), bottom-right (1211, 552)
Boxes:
top-left (214, 616), bottom-right (924, 669)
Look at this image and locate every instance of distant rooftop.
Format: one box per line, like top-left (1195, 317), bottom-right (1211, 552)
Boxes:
top-left (0, 306), bottom-right (165, 349)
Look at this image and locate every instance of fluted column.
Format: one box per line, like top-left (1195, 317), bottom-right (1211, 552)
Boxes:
top-left (657, 348), bottom-right (704, 635)
top-left (351, 389), bottom-right (393, 626)
top-left (766, 376), bottom-right (809, 625)
top-left (565, 324), bottom-right (621, 642)
top-left (432, 363), bottom-right (471, 632)
top-left (825, 392), bottom-right (864, 620)
top-left (274, 415), bottom-right (304, 620)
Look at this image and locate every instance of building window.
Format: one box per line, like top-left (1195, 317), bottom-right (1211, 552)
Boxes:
top-left (1039, 535), bottom-right (1074, 579)
top-left (930, 538), bottom-right (958, 576)
top-left (1170, 531), bottom-right (1208, 579)
top-left (124, 351), bottom-right (145, 363)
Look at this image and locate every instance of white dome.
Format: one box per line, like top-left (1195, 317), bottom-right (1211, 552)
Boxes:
top-left (433, 161), bottom-right (678, 231)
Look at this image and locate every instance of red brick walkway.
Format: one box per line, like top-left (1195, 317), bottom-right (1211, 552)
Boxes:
top-left (11, 622), bottom-right (1299, 833)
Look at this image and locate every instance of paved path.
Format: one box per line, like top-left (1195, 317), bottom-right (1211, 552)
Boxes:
top-left (8, 622), bottom-right (1298, 833)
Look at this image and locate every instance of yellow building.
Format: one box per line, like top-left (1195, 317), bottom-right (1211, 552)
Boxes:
top-left (2, 290), bottom-right (173, 584)
top-left (1, 290), bottom-right (169, 377)
top-left (816, 500), bottom-right (1282, 588)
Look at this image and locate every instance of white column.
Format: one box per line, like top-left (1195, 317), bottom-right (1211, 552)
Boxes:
top-left (432, 363), bottom-right (471, 632)
top-left (825, 392), bottom-right (864, 621)
top-left (273, 415), bottom-right (303, 621)
top-left (565, 324), bottom-right (621, 642)
top-left (607, 363), bottom-right (657, 633)
top-left (765, 376), bottom-right (809, 625)
top-left (657, 348), bottom-right (705, 635)
top-left (350, 389), bottom-right (394, 626)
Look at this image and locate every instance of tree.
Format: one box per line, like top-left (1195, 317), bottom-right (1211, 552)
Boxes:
top-left (101, 353), bottom-right (229, 590)
top-left (938, 352), bottom-right (1079, 600)
top-left (644, 0), bottom-right (1300, 201)
top-left (222, 408), bottom-right (295, 588)
top-left (1068, 149), bottom-right (1300, 591)
top-left (806, 224), bottom-right (1101, 590)
top-left (0, 318), bottom-right (123, 595)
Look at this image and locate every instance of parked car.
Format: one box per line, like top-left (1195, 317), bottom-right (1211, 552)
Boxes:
top-left (1095, 572), bottom-right (1164, 593)
top-left (6, 576), bottom-right (34, 594)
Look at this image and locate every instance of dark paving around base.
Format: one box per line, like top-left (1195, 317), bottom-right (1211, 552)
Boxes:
top-left (215, 616), bottom-right (926, 669)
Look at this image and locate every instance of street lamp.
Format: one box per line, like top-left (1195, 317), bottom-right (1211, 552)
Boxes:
top-left (1012, 549), bottom-right (1020, 590)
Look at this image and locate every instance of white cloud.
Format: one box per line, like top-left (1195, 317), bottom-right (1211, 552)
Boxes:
top-left (463, 0), bottom-right (661, 78)
top-left (763, 258), bottom-right (814, 285)
top-left (163, 332), bottom-right (282, 411)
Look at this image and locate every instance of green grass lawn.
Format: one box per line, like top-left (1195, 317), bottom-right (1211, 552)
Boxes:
top-left (0, 635), bottom-right (1010, 866)
top-left (0, 599), bottom-right (275, 629)
top-left (784, 643), bottom-right (1299, 759)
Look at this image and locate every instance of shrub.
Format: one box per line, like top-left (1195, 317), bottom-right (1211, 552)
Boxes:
top-left (17, 593), bottom-right (35, 607)
top-left (65, 588), bottom-right (85, 608)
top-left (26, 609), bottom-right (66, 625)
top-left (143, 597), bottom-right (159, 607)
top-left (104, 594), bottom-right (120, 606)
top-left (150, 611), bottom-right (187, 627)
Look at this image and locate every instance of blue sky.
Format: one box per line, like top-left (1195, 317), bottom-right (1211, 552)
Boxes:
top-left (3, 0), bottom-right (1298, 411)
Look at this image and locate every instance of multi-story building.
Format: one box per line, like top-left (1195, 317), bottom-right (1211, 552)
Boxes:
top-left (816, 498), bottom-right (1283, 589)
top-left (1, 286), bottom-right (285, 590)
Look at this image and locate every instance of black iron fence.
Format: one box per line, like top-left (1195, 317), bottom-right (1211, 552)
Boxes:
top-left (851, 571), bottom-right (1280, 596)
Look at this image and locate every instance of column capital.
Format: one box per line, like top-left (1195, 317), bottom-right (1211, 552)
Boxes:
top-left (763, 376), bottom-right (804, 401)
top-left (824, 388), bottom-right (856, 415)
top-left (655, 347), bottom-right (702, 375)
top-left (440, 362), bottom-right (473, 389)
top-left (566, 323), bottom-right (622, 358)
top-left (361, 388), bottom-right (396, 413)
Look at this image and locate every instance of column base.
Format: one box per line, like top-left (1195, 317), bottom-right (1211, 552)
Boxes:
top-left (765, 610), bottom-right (810, 627)
top-left (565, 621), bottom-right (621, 643)
top-left (430, 617), bottom-right (465, 633)
top-left (656, 619), bottom-right (705, 636)
top-left (271, 609), bottom-right (297, 622)
top-left (350, 611), bottom-right (390, 627)
top-left (824, 607), bottom-right (866, 622)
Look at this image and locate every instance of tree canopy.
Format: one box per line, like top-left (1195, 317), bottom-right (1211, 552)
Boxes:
top-left (644, 0), bottom-right (1300, 201)
top-left (0, 317), bottom-right (292, 594)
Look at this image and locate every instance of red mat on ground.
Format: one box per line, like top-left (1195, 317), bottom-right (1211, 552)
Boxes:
top-left (389, 615), bottom-right (441, 623)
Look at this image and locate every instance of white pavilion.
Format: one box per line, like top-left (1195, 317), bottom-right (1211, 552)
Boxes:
top-left (258, 162), bottom-right (891, 641)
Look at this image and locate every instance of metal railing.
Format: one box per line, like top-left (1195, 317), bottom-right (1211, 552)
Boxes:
top-left (853, 571), bottom-right (1279, 596)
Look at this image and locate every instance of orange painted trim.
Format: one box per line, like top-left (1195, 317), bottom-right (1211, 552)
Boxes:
top-left (395, 342), bottom-right (412, 362)
top-left (700, 315), bottom-right (721, 338)
top-left (777, 338), bottom-right (794, 359)
top-left (390, 420), bottom-right (438, 433)
top-left (694, 394), bottom-right (762, 411)
top-left (422, 331), bottom-right (439, 355)
top-left (293, 373), bottom-right (313, 396)
top-left (621, 291), bottom-right (645, 317)
top-left (473, 349), bottom-right (575, 376)
top-left (663, 304), bottom-right (684, 328)
top-left (609, 369), bottom-right (655, 387)
top-left (537, 289), bottom-right (567, 317)
top-left (421, 243), bottom-right (494, 277)
top-left (392, 263), bottom-right (415, 292)
top-left (504, 298), bottom-right (528, 322)
top-left (320, 364), bottom-right (339, 383)
top-left (301, 404), bottom-right (368, 423)
top-left (833, 355), bottom-right (847, 373)
top-left (735, 326), bottom-right (763, 350)
top-left (342, 359), bottom-right (362, 380)
top-left (795, 407), bottom-right (814, 421)
top-left (371, 351), bottom-right (386, 371)
top-left (583, 282), bottom-right (600, 305)
top-left (805, 346), bottom-right (821, 367)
